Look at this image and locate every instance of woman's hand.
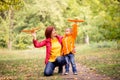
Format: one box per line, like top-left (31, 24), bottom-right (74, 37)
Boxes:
top-left (32, 32), bottom-right (37, 40)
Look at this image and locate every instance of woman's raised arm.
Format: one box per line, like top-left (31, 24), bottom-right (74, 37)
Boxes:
top-left (32, 32), bottom-right (46, 48)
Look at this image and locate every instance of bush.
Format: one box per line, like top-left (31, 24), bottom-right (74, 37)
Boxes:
top-left (0, 37), bottom-right (7, 48)
top-left (90, 41), bottom-right (118, 49)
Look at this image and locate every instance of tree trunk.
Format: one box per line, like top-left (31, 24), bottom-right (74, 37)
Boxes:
top-left (84, 34), bottom-right (89, 45)
top-left (8, 6), bottom-right (14, 50)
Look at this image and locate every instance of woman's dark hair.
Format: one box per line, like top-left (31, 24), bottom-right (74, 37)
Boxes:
top-left (45, 26), bottom-right (54, 39)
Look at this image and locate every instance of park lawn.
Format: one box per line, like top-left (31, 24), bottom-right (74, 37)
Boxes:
top-left (0, 43), bottom-right (120, 80)
top-left (0, 49), bottom-right (62, 80)
top-left (75, 44), bottom-right (120, 80)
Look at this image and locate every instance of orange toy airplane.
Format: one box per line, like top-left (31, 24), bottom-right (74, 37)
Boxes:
top-left (21, 27), bottom-right (40, 34)
top-left (68, 19), bottom-right (84, 22)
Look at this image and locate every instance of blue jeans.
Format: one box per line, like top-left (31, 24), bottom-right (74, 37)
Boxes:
top-left (65, 53), bottom-right (77, 73)
top-left (44, 56), bottom-right (66, 76)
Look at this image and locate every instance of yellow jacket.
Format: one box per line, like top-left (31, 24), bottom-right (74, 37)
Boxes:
top-left (62, 23), bottom-right (78, 55)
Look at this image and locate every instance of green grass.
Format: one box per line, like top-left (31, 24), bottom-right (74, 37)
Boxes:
top-left (0, 41), bottom-right (120, 80)
top-left (75, 44), bottom-right (120, 80)
top-left (0, 48), bottom-right (62, 80)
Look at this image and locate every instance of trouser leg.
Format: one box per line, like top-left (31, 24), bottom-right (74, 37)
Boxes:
top-left (44, 62), bottom-right (55, 76)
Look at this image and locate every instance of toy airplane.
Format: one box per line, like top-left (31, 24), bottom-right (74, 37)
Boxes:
top-left (21, 27), bottom-right (40, 34)
top-left (68, 19), bottom-right (84, 22)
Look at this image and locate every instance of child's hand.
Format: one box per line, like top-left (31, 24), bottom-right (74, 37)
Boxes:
top-left (75, 22), bottom-right (78, 24)
top-left (72, 48), bottom-right (76, 53)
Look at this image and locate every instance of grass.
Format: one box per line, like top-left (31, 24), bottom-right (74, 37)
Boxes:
top-left (0, 41), bottom-right (120, 80)
top-left (0, 48), bottom-right (62, 80)
top-left (75, 43), bottom-right (120, 80)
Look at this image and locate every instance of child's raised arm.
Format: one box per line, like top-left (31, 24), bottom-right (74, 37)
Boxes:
top-left (71, 23), bottom-right (78, 39)
top-left (68, 19), bottom-right (84, 39)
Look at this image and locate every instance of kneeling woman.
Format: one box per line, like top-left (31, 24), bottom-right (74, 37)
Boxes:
top-left (32, 26), bottom-right (65, 76)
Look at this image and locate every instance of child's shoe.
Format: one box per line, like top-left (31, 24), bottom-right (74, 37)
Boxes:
top-left (64, 71), bottom-right (69, 75)
top-left (73, 72), bottom-right (77, 75)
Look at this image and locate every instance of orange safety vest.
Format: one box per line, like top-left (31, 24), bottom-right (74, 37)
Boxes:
top-left (62, 23), bottom-right (78, 55)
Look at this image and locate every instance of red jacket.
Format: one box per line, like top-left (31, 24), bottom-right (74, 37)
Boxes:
top-left (33, 35), bottom-right (63, 64)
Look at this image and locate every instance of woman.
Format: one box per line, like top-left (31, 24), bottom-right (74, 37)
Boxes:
top-left (32, 26), bottom-right (66, 76)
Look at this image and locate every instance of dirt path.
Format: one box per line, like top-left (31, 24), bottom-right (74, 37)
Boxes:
top-left (61, 63), bottom-right (113, 80)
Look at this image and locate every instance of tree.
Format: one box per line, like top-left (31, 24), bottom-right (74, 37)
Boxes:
top-left (0, 0), bottom-right (119, 49)
top-left (0, 0), bottom-right (24, 50)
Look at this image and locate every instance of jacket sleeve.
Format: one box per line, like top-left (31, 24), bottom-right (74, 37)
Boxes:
top-left (56, 35), bottom-right (63, 43)
top-left (72, 23), bottom-right (78, 39)
top-left (33, 39), bottom-right (46, 48)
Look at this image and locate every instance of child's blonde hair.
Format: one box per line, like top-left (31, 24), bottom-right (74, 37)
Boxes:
top-left (65, 28), bottom-right (72, 33)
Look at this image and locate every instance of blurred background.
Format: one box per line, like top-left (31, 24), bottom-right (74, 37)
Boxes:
top-left (0, 0), bottom-right (120, 50)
